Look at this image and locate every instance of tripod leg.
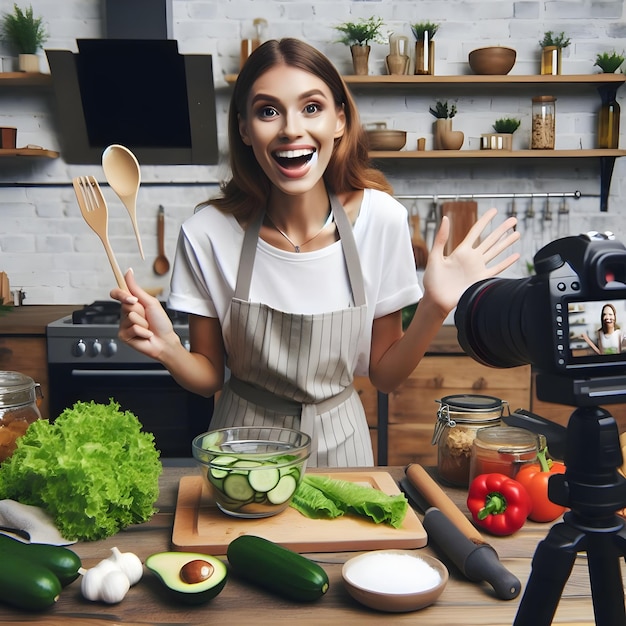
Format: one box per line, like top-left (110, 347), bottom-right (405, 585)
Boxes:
top-left (514, 522), bottom-right (581, 626)
top-left (587, 532), bottom-right (626, 625)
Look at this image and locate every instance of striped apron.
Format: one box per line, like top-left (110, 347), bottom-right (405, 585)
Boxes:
top-left (210, 194), bottom-right (373, 467)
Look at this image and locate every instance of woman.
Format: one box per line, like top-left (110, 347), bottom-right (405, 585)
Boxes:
top-left (582, 303), bottom-right (624, 355)
top-left (111, 39), bottom-right (519, 467)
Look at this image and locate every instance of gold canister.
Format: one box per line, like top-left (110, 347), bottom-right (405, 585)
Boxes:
top-left (469, 426), bottom-right (539, 484)
top-left (432, 394), bottom-right (506, 487)
top-left (0, 370), bottom-right (42, 463)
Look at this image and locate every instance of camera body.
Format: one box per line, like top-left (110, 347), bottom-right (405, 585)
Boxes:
top-left (455, 232), bottom-right (626, 405)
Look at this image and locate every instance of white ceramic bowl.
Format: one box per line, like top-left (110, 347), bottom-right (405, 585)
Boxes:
top-left (342, 550), bottom-right (448, 612)
top-left (192, 426), bottom-right (311, 518)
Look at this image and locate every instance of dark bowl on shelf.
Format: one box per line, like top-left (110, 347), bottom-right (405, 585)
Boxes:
top-left (469, 46), bottom-right (516, 75)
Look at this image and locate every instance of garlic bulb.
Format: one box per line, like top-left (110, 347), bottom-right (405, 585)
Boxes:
top-left (99, 569), bottom-right (131, 604)
top-left (80, 559), bottom-right (120, 601)
top-left (107, 546), bottom-right (143, 585)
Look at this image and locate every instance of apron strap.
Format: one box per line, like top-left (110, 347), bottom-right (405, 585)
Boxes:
top-left (234, 193), bottom-right (366, 307)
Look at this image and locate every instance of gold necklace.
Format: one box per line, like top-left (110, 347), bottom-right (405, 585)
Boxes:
top-left (265, 209), bottom-right (334, 252)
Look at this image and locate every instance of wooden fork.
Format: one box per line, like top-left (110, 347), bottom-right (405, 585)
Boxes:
top-left (72, 175), bottom-right (128, 290)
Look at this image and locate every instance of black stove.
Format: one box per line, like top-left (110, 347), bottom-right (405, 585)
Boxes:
top-left (46, 301), bottom-right (212, 457)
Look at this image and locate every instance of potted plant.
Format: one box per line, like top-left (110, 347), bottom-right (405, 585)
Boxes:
top-left (539, 31), bottom-right (570, 75)
top-left (410, 21), bottom-right (440, 75)
top-left (594, 51), bottom-right (624, 74)
top-left (482, 117), bottom-right (521, 151)
top-left (334, 16), bottom-right (386, 75)
top-left (1, 4), bottom-right (48, 72)
top-left (430, 100), bottom-right (463, 150)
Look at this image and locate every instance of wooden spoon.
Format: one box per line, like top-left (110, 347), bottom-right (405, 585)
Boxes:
top-left (410, 214), bottom-right (429, 269)
top-left (153, 205), bottom-right (170, 276)
top-left (101, 144), bottom-right (145, 259)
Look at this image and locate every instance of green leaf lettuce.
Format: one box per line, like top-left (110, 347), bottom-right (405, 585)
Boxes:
top-left (0, 400), bottom-right (162, 541)
top-left (291, 474), bottom-right (408, 528)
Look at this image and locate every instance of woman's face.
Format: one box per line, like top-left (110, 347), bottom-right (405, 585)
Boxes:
top-left (238, 64), bottom-right (346, 197)
top-left (602, 306), bottom-right (616, 327)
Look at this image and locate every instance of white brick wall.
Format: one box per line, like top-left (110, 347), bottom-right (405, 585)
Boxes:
top-left (0, 0), bottom-right (625, 304)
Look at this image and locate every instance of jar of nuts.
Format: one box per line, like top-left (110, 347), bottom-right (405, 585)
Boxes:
top-left (0, 371), bottom-right (42, 463)
top-left (531, 96), bottom-right (556, 149)
top-left (432, 394), bottom-right (506, 487)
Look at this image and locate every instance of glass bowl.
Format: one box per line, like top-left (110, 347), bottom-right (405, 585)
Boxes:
top-left (192, 426), bottom-right (311, 518)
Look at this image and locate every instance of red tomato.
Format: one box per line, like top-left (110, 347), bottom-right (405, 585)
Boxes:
top-left (516, 454), bottom-right (567, 522)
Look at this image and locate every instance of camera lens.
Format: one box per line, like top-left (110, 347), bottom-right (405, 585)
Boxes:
top-left (455, 277), bottom-right (533, 369)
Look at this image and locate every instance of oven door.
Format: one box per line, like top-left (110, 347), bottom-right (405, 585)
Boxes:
top-left (47, 363), bottom-right (213, 458)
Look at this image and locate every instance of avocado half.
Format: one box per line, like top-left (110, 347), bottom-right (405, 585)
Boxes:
top-left (145, 552), bottom-right (228, 604)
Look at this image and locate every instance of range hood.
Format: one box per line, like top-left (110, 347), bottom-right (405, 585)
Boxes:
top-left (46, 38), bottom-right (219, 165)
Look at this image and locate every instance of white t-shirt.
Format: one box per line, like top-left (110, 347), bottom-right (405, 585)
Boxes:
top-left (168, 188), bottom-right (422, 375)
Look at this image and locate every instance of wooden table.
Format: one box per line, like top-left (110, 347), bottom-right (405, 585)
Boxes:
top-left (0, 464), bottom-right (616, 625)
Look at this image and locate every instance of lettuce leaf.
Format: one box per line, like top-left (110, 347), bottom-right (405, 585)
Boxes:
top-left (289, 479), bottom-right (343, 519)
top-left (291, 474), bottom-right (408, 528)
top-left (0, 400), bottom-right (162, 541)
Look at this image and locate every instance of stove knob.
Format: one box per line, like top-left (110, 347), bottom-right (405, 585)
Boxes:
top-left (105, 339), bottom-right (118, 357)
top-left (73, 340), bottom-right (86, 357)
top-left (91, 340), bottom-right (102, 356)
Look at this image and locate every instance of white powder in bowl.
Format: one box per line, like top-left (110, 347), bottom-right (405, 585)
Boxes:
top-left (346, 553), bottom-right (441, 595)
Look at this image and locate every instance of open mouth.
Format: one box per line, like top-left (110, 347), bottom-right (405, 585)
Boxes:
top-left (272, 148), bottom-right (316, 170)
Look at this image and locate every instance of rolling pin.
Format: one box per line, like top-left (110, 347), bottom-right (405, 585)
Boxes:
top-left (405, 463), bottom-right (483, 543)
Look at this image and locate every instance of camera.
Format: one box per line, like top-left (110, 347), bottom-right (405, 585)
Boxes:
top-left (455, 231), bottom-right (626, 406)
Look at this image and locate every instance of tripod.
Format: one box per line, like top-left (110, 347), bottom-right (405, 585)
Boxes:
top-left (514, 405), bottom-right (626, 625)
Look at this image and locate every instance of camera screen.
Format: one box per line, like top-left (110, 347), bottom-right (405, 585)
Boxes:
top-left (568, 300), bottom-right (626, 361)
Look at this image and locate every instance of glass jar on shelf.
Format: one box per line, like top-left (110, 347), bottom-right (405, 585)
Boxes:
top-left (531, 95), bottom-right (556, 149)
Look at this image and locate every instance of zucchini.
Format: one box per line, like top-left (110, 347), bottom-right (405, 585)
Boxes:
top-left (226, 535), bottom-right (329, 602)
top-left (0, 552), bottom-right (62, 610)
top-left (0, 533), bottom-right (81, 586)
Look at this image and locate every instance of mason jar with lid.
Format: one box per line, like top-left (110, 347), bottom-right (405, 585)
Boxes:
top-left (0, 371), bottom-right (42, 463)
top-left (469, 426), bottom-right (539, 484)
top-left (432, 394), bottom-right (506, 487)
top-left (531, 96), bottom-right (556, 149)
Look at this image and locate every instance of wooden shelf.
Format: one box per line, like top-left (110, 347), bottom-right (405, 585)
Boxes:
top-left (224, 73), bottom-right (626, 86)
top-left (371, 149), bottom-right (626, 159)
top-left (0, 147), bottom-right (59, 158)
top-left (0, 71), bottom-right (52, 87)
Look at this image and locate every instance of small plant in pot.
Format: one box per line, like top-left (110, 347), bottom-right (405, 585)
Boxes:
top-left (430, 100), bottom-right (463, 150)
top-left (1, 3), bottom-right (48, 72)
top-left (594, 51), bottom-right (625, 74)
top-left (539, 31), bottom-right (571, 75)
top-left (334, 16), bottom-right (386, 75)
top-left (482, 117), bottom-right (521, 151)
top-left (411, 21), bottom-right (440, 75)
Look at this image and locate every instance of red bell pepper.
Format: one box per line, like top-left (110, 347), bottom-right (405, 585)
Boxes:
top-left (516, 447), bottom-right (567, 522)
top-left (467, 473), bottom-right (532, 536)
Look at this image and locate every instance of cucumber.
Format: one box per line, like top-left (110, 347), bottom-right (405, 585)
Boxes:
top-left (248, 467), bottom-right (280, 493)
top-left (0, 533), bottom-right (81, 586)
top-left (267, 474), bottom-right (297, 504)
top-left (223, 473), bottom-right (255, 501)
top-left (226, 535), bottom-right (329, 602)
top-left (0, 552), bottom-right (62, 610)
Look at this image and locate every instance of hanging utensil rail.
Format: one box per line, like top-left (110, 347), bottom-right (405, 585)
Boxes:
top-left (395, 190), bottom-right (586, 201)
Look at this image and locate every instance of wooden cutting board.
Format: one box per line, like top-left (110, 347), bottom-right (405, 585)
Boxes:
top-left (172, 471), bottom-right (427, 554)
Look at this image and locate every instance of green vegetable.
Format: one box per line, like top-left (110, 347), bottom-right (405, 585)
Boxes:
top-left (0, 533), bottom-right (81, 586)
top-left (291, 475), bottom-right (408, 528)
top-left (0, 400), bottom-right (162, 541)
top-left (227, 535), bottom-right (329, 602)
top-left (0, 551), bottom-right (62, 610)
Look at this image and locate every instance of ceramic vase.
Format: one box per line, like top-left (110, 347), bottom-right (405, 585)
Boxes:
top-left (386, 34), bottom-right (410, 75)
top-left (18, 53), bottom-right (39, 73)
top-left (350, 45), bottom-right (370, 76)
top-left (433, 119), bottom-right (464, 150)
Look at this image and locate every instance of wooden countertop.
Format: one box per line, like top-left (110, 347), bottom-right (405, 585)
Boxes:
top-left (0, 305), bottom-right (465, 353)
top-left (0, 464), bottom-right (606, 625)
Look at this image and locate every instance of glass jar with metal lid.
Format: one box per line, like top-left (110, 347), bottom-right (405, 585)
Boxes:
top-left (432, 394), bottom-right (506, 487)
top-left (0, 371), bottom-right (42, 463)
top-left (469, 426), bottom-right (539, 484)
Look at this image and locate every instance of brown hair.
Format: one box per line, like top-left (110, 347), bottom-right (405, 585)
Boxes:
top-left (208, 38), bottom-right (391, 219)
top-left (601, 303), bottom-right (619, 333)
